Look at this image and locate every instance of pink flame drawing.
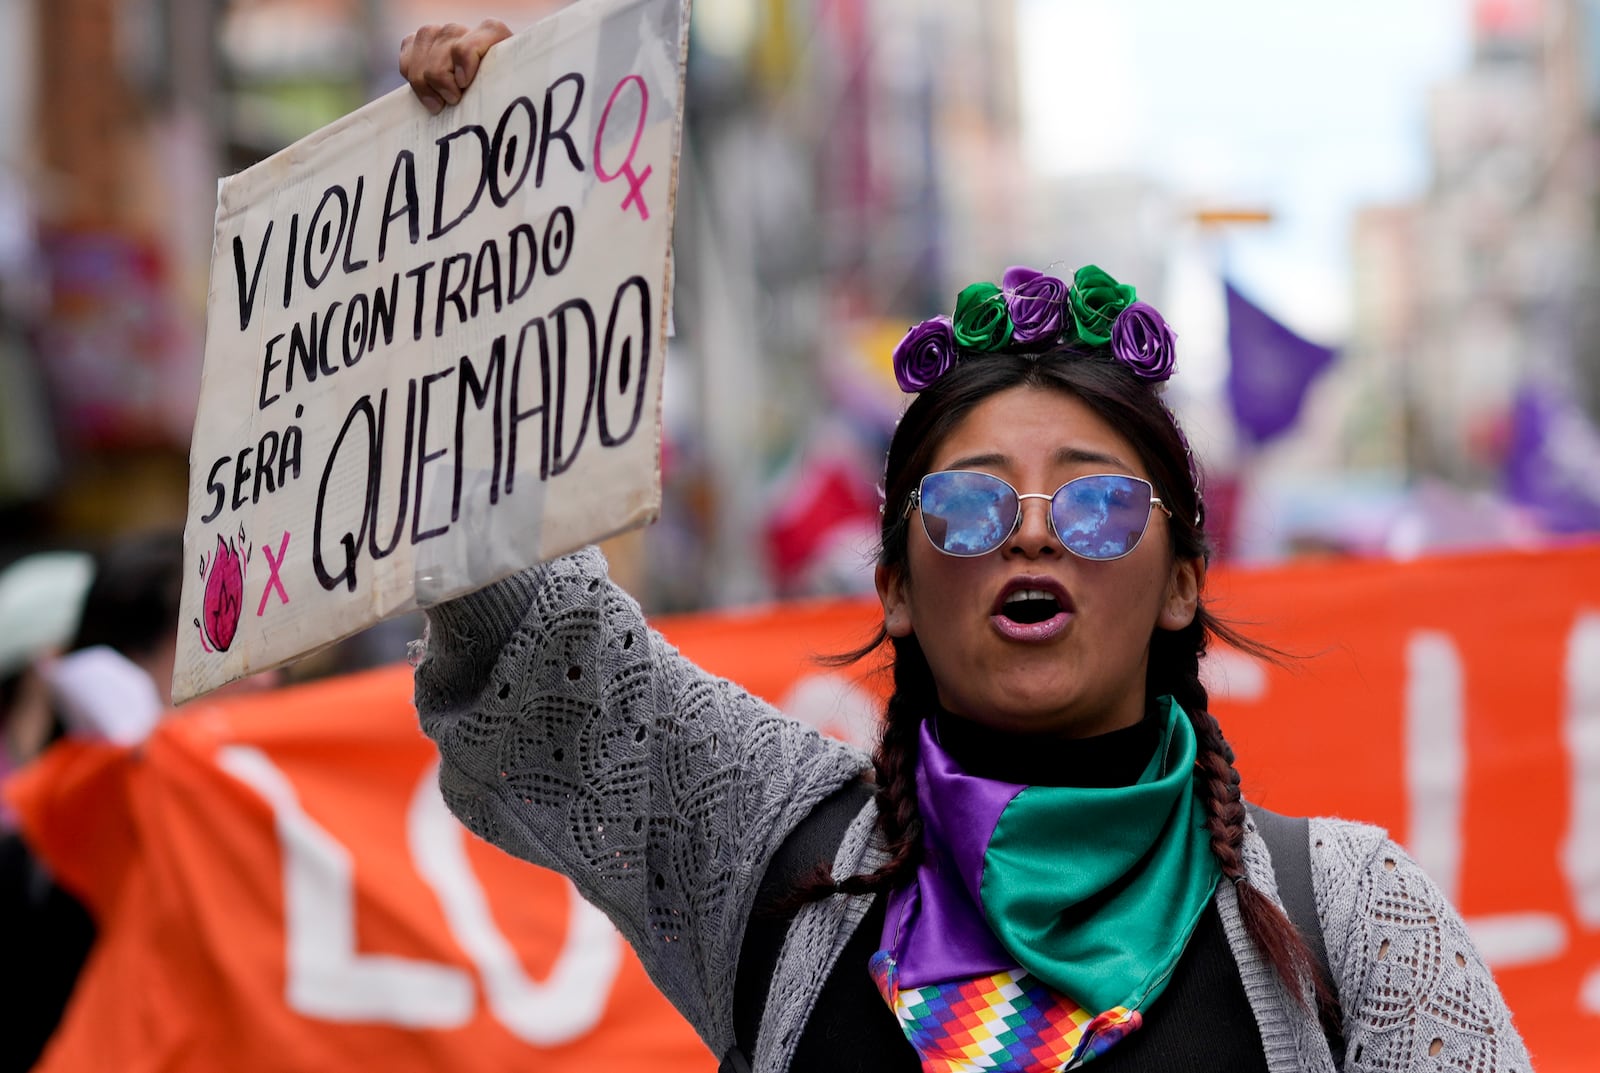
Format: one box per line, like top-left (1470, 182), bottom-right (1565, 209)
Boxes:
top-left (194, 527), bottom-right (249, 653)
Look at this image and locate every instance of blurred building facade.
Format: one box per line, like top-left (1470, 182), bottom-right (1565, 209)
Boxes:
top-left (669, 0), bottom-right (1025, 604)
top-left (0, 0), bottom-right (1027, 611)
top-left (1349, 0), bottom-right (1600, 486)
top-left (14, 0), bottom-right (1596, 610)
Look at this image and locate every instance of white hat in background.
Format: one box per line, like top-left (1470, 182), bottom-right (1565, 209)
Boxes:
top-left (0, 551), bottom-right (94, 678)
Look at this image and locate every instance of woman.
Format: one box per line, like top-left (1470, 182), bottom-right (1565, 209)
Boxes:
top-left (404, 23), bottom-right (1528, 1073)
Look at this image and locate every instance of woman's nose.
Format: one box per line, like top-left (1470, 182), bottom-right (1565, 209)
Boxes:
top-left (1006, 494), bottom-right (1059, 558)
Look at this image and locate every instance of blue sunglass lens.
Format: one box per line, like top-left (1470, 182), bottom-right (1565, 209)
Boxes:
top-left (918, 471), bottom-right (1018, 556)
top-left (1052, 475), bottom-right (1152, 560)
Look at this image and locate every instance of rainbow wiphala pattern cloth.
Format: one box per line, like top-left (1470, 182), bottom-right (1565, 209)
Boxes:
top-left (870, 950), bottom-right (1142, 1071)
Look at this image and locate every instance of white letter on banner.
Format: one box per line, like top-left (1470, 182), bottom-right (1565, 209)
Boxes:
top-left (217, 745), bottom-right (475, 1026)
top-left (1582, 966), bottom-right (1600, 1016)
top-left (1404, 634), bottom-right (1567, 968)
top-left (1564, 612), bottom-right (1600, 928)
top-left (780, 673), bottom-right (882, 751)
top-left (1405, 631), bottom-right (1466, 901)
top-left (408, 762), bottom-right (622, 1045)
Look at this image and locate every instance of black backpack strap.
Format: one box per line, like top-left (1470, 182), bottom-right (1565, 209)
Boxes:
top-left (1247, 805), bottom-right (1328, 979)
top-left (721, 777), bottom-right (877, 1073)
top-left (1248, 804), bottom-right (1345, 1067)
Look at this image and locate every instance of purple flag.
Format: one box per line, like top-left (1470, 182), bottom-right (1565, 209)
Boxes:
top-left (1225, 281), bottom-right (1338, 444)
top-left (1505, 386), bottom-right (1600, 533)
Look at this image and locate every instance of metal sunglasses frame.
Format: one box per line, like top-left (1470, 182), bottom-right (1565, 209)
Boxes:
top-left (905, 470), bottom-right (1173, 561)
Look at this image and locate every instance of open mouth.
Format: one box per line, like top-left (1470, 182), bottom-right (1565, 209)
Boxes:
top-left (1000, 589), bottom-right (1063, 625)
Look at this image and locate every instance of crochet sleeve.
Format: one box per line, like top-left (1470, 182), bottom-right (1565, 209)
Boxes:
top-left (411, 546), bottom-right (871, 1055)
top-left (1309, 818), bottom-right (1532, 1072)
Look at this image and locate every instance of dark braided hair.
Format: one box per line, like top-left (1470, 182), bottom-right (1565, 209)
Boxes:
top-left (816, 345), bottom-right (1337, 1022)
top-left (831, 635), bottom-right (933, 895)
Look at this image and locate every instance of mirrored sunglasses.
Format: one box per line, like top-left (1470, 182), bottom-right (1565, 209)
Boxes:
top-left (906, 470), bottom-right (1172, 561)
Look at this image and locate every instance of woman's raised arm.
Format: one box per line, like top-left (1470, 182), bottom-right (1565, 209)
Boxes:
top-left (411, 549), bottom-right (870, 1054)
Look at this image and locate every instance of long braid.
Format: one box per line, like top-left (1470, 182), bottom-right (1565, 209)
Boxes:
top-left (1153, 617), bottom-right (1341, 1032)
top-left (792, 633), bottom-right (933, 902)
top-left (838, 634), bottom-right (935, 895)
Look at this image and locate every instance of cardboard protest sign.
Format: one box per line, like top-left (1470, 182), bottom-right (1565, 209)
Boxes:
top-left (175, 0), bottom-right (689, 704)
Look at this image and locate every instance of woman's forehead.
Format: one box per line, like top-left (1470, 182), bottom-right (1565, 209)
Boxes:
top-left (928, 387), bottom-right (1147, 477)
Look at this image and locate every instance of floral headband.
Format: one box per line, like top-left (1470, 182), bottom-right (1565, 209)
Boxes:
top-left (891, 263), bottom-right (1202, 525)
top-left (890, 264), bottom-right (1176, 394)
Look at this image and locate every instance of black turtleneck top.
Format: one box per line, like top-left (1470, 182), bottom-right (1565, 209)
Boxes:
top-left (739, 706), bottom-right (1271, 1073)
top-left (932, 704), bottom-right (1163, 788)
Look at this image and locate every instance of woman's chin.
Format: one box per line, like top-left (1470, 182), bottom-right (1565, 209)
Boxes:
top-left (942, 697), bottom-right (1106, 740)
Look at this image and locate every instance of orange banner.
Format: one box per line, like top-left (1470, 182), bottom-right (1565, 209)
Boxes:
top-left (9, 673), bottom-right (713, 1073)
top-left (10, 543), bottom-right (1599, 1070)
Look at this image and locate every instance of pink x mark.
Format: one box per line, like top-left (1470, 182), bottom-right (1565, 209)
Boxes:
top-left (257, 531), bottom-right (291, 616)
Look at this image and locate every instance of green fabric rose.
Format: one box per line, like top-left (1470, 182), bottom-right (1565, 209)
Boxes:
top-left (952, 282), bottom-right (1014, 351)
top-left (1068, 265), bottom-right (1138, 346)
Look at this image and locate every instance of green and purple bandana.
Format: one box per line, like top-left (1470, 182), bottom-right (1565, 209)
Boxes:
top-left (875, 697), bottom-right (1220, 1068)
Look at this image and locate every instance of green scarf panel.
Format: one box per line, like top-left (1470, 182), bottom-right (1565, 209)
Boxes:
top-left (979, 697), bottom-right (1221, 1013)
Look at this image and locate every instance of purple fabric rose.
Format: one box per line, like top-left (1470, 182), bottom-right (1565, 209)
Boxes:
top-left (1002, 266), bottom-right (1068, 345)
top-left (893, 315), bottom-right (959, 392)
top-left (1109, 301), bottom-right (1177, 382)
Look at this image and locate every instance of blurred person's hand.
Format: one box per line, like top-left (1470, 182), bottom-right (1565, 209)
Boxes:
top-left (400, 19), bottom-right (513, 114)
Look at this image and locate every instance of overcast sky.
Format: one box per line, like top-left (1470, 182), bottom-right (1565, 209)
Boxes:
top-left (1017, 0), bottom-right (1472, 340)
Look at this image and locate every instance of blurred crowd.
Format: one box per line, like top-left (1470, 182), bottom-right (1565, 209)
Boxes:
top-left (0, 530), bottom-right (270, 1071)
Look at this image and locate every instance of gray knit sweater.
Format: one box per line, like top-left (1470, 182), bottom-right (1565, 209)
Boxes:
top-left (412, 548), bottom-right (1531, 1073)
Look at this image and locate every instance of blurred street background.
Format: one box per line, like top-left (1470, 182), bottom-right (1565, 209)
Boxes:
top-left (1, 0), bottom-right (1599, 629)
top-left (3, 2), bottom-right (1600, 1069)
